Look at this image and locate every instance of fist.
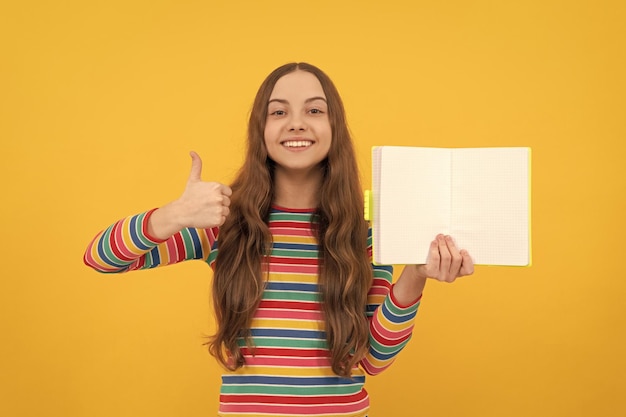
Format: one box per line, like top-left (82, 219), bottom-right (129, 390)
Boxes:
top-left (177, 151), bottom-right (232, 229)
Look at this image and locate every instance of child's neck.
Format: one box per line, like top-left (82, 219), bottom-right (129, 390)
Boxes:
top-left (273, 167), bottom-right (322, 209)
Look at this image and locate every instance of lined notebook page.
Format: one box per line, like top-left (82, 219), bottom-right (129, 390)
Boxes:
top-left (451, 148), bottom-right (530, 266)
top-left (373, 147), bottom-right (450, 265)
top-left (372, 146), bottom-right (531, 266)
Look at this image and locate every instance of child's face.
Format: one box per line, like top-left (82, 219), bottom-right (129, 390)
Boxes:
top-left (264, 70), bottom-right (332, 175)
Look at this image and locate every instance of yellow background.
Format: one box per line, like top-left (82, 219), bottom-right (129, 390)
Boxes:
top-left (1, 0), bottom-right (625, 416)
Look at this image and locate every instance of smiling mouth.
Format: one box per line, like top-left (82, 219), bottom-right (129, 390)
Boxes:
top-left (281, 140), bottom-right (313, 148)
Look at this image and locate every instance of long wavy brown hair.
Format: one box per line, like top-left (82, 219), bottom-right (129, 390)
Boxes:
top-left (208, 62), bottom-right (372, 378)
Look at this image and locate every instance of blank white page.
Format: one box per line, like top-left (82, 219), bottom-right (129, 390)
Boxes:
top-left (373, 147), bottom-right (451, 265)
top-left (451, 147), bottom-right (530, 266)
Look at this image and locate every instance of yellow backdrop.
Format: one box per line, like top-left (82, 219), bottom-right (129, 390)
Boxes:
top-left (1, 0), bottom-right (625, 416)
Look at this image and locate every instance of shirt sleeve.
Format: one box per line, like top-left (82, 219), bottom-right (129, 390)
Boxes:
top-left (83, 209), bottom-right (219, 273)
top-left (360, 227), bottom-right (421, 375)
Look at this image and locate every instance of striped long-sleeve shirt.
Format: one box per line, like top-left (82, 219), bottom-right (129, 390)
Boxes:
top-left (84, 206), bottom-right (421, 417)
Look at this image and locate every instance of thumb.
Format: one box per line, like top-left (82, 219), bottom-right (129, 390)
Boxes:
top-left (188, 151), bottom-right (202, 182)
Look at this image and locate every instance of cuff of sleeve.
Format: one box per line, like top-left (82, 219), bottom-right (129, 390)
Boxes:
top-left (142, 208), bottom-right (168, 244)
top-left (389, 284), bottom-right (422, 309)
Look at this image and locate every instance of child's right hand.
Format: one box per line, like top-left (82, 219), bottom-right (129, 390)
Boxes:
top-left (177, 151), bottom-right (232, 228)
top-left (147, 151), bottom-right (232, 239)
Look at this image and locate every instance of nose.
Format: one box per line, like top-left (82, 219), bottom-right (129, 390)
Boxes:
top-left (288, 113), bottom-right (306, 131)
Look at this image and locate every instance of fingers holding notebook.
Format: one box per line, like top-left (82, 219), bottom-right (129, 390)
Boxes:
top-left (425, 234), bottom-right (474, 283)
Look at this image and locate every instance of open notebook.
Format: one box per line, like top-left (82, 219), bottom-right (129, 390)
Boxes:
top-left (366, 146), bottom-right (531, 266)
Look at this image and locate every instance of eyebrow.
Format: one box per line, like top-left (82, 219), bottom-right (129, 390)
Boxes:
top-left (267, 96), bottom-right (328, 105)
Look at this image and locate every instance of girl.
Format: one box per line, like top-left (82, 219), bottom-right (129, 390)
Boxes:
top-left (84, 62), bottom-right (474, 417)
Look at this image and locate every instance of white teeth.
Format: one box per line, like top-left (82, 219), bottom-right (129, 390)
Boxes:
top-left (283, 140), bottom-right (312, 148)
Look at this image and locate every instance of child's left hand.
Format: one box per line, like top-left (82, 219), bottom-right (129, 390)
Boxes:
top-left (417, 234), bottom-right (474, 283)
top-left (393, 234), bottom-right (475, 305)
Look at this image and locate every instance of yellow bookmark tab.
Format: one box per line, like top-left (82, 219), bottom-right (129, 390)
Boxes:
top-left (364, 190), bottom-right (372, 221)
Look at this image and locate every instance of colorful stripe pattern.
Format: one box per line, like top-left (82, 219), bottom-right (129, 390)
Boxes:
top-left (84, 207), bottom-right (421, 416)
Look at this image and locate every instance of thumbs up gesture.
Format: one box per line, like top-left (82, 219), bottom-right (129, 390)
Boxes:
top-left (178, 151), bottom-right (233, 229)
top-left (146, 152), bottom-right (233, 240)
